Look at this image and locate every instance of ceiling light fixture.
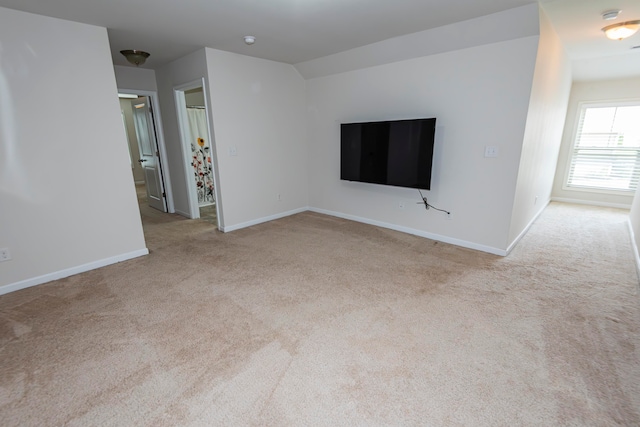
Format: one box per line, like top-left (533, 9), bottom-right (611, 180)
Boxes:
top-left (602, 20), bottom-right (640, 40)
top-left (243, 36), bottom-right (256, 45)
top-left (120, 49), bottom-right (150, 66)
top-left (118, 93), bottom-right (138, 99)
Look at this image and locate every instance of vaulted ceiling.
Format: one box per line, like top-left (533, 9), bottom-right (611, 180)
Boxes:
top-left (0, 0), bottom-right (638, 80)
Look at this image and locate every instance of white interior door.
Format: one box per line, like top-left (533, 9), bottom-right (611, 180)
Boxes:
top-left (132, 97), bottom-right (166, 212)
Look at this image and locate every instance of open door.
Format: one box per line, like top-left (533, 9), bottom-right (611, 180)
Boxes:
top-left (132, 97), bottom-right (167, 212)
top-left (174, 79), bottom-right (222, 229)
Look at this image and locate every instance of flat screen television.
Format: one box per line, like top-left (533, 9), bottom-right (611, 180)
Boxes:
top-left (340, 117), bottom-right (436, 190)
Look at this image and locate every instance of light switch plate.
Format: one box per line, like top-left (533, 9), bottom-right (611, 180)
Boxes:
top-left (484, 146), bottom-right (499, 158)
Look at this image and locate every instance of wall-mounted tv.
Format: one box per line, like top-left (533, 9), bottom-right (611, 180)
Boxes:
top-left (340, 117), bottom-right (436, 190)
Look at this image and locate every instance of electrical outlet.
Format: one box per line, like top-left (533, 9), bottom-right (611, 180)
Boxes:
top-left (0, 248), bottom-right (11, 262)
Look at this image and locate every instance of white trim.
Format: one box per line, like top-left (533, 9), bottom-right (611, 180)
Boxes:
top-left (505, 200), bottom-right (549, 255)
top-left (308, 207), bottom-right (507, 256)
top-left (577, 98), bottom-right (640, 109)
top-left (174, 209), bottom-right (191, 218)
top-left (0, 249), bottom-right (149, 296)
top-left (118, 88), bottom-right (175, 213)
top-left (550, 197), bottom-right (631, 209)
top-left (221, 205), bottom-right (509, 255)
top-left (173, 78), bottom-right (222, 230)
top-left (200, 78), bottom-right (222, 228)
top-left (561, 183), bottom-right (636, 197)
top-left (627, 219), bottom-right (640, 282)
top-left (174, 82), bottom-right (201, 220)
top-left (562, 100), bottom-right (640, 195)
top-left (221, 208), bottom-right (308, 233)
top-left (5, 202), bottom-right (557, 296)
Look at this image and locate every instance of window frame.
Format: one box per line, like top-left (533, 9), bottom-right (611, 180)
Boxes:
top-left (562, 99), bottom-right (640, 196)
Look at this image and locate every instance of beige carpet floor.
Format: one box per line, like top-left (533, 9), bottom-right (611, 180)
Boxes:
top-left (137, 182), bottom-right (218, 226)
top-left (1, 202), bottom-right (639, 426)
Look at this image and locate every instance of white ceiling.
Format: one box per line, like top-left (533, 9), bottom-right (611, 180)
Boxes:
top-left (0, 0), bottom-right (639, 80)
top-left (541, 0), bottom-right (640, 81)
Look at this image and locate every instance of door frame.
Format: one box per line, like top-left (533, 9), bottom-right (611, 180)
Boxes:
top-left (118, 88), bottom-right (175, 213)
top-left (174, 78), bottom-right (221, 228)
top-left (131, 96), bottom-right (166, 212)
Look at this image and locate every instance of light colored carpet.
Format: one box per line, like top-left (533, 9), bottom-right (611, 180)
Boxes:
top-left (1, 203), bottom-right (639, 426)
top-left (137, 182), bottom-right (217, 226)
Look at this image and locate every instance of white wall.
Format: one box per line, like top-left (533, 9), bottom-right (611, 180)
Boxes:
top-left (114, 65), bottom-right (158, 92)
top-left (552, 77), bottom-right (640, 208)
top-left (507, 8), bottom-right (572, 246)
top-left (205, 48), bottom-right (308, 230)
top-left (629, 184), bottom-right (640, 275)
top-left (305, 35), bottom-right (539, 253)
top-left (185, 88), bottom-right (205, 107)
top-left (155, 49), bottom-right (211, 219)
top-left (0, 7), bottom-right (147, 293)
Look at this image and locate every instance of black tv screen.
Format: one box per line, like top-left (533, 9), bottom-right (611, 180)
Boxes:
top-left (341, 117), bottom-right (436, 190)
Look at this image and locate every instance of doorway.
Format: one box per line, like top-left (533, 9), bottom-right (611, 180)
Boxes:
top-left (174, 79), bottom-right (221, 229)
top-left (118, 90), bottom-right (172, 217)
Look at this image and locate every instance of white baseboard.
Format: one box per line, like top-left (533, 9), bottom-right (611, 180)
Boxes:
top-left (627, 219), bottom-right (640, 281)
top-left (308, 207), bottom-right (507, 256)
top-left (505, 200), bottom-right (549, 255)
top-left (2, 203), bottom-right (558, 295)
top-left (0, 249), bottom-right (149, 296)
top-left (221, 207), bottom-right (308, 233)
top-left (174, 209), bottom-right (192, 218)
top-left (551, 197), bottom-right (631, 210)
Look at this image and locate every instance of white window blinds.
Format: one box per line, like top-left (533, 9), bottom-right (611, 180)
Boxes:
top-left (566, 104), bottom-right (640, 192)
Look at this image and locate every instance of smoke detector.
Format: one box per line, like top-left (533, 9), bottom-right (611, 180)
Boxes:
top-left (602, 10), bottom-right (621, 20)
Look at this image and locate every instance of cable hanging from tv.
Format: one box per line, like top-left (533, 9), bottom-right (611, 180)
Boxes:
top-left (417, 189), bottom-right (450, 215)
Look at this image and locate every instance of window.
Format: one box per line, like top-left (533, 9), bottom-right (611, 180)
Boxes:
top-left (565, 102), bottom-right (640, 193)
